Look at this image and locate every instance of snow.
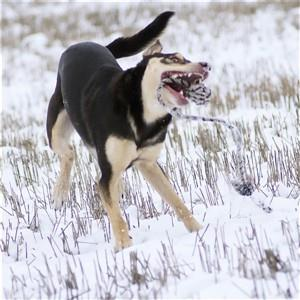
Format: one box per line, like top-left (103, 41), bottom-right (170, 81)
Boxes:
top-left (1, 1), bottom-right (299, 299)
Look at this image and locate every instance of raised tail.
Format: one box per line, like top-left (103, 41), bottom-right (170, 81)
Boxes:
top-left (106, 11), bottom-right (174, 59)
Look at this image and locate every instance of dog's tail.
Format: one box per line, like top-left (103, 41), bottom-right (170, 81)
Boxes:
top-left (106, 11), bottom-right (174, 59)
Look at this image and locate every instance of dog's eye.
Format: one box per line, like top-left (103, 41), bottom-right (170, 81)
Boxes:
top-left (161, 57), bottom-right (174, 64)
top-left (171, 57), bottom-right (180, 63)
top-left (161, 57), bottom-right (182, 64)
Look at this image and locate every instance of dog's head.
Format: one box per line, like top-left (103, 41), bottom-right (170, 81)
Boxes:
top-left (141, 40), bottom-right (211, 108)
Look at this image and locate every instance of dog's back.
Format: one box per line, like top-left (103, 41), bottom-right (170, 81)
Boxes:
top-left (58, 42), bottom-right (121, 143)
top-left (59, 42), bottom-right (120, 103)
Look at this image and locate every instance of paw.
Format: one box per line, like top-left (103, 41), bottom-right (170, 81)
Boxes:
top-left (182, 215), bottom-right (202, 232)
top-left (52, 184), bottom-right (68, 210)
top-left (114, 234), bottom-right (133, 252)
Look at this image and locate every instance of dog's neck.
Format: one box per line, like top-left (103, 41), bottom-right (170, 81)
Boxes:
top-left (141, 67), bottom-right (169, 124)
top-left (119, 67), bottom-right (171, 146)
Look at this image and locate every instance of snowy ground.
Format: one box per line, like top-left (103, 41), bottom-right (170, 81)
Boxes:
top-left (1, 1), bottom-right (300, 299)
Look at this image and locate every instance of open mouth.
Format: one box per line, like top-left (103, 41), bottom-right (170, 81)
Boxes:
top-left (161, 71), bottom-right (211, 106)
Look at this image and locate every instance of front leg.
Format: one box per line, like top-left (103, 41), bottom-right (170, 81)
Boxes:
top-left (97, 178), bottom-right (132, 251)
top-left (136, 161), bottom-right (202, 232)
top-left (97, 136), bottom-right (137, 251)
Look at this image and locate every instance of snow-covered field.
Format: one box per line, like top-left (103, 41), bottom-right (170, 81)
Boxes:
top-left (1, 1), bottom-right (299, 299)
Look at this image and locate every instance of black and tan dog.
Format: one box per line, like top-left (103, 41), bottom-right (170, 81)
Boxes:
top-left (46, 11), bottom-right (210, 250)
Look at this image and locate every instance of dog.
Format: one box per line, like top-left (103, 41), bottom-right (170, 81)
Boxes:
top-left (46, 11), bottom-right (211, 250)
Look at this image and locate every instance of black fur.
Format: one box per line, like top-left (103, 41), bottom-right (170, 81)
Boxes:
top-left (46, 73), bottom-right (63, 148)
top-left (106, 11), bottom-right (174, 58)
top-left (46, 12), bottom-right (174, 192)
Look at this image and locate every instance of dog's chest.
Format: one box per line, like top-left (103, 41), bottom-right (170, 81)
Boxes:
top-left (104, 135), bottom-right (163, 171)
top-left (129, 113), bottom-right (171, 148)
top-left (137, 142), bottom-right (163, 162)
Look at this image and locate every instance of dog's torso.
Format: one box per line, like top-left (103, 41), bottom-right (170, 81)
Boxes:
top-left (59, 42), bottom-right (121, 145)
top-left (59, 41), bottom-right (172, 166)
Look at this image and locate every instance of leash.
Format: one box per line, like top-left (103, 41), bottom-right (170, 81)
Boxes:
top-left (157, 82), bottom-right (254, 196)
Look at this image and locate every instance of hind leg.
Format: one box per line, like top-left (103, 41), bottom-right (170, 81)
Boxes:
top-left (47, 74), bottom-right (75, 209)
top-left (47, 85), bottom-right (75, 209)
top-left (50, 110), bottom-right (74, 209)
top-left (97, 136), bottom-right (137, 250)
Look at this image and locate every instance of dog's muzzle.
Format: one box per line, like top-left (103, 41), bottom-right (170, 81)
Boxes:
top-left (161, 69), bottom-right (211, 106)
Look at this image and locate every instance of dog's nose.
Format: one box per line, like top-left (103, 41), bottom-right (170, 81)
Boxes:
top-left (199, 62), bottom-right (211, 71)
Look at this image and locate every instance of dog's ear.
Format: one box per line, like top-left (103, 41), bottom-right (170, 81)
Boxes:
top-left (143, 40), bottom-right (163, 57)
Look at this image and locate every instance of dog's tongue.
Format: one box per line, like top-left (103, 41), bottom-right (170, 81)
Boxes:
top-left (165, 85), bottom-right (188, 105)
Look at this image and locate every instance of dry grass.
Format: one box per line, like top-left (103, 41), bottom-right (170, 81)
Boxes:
top-left (1, 2), bottom-right (299, 299)
top-left (2, 1), bottom-right (299, 47)
top-left (1, 72), bottom-right (299, 298)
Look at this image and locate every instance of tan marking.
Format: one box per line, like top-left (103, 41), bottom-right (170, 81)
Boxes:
top-left (105, 136), bottom-right (137, 177)
top-left (51, 110), bottom-right (74, 209)
top-left (128, 113), bottom-right (138, 140)
top-left (105, 136), bottom-right (163, 169)
top-left (97, 183), bottom-right (132, 251)
top-left (51, 110), bottom-right (74, 154)
top-left (141, 57), bottom-right (169, 124)
top-left (136, 161), bottom-right (202, 232)
top-left (139, 143), bottom-right (163, 162)
top-left (143, 39), bottom-right (162, 57)
top-left (102, 136), bottom-right (138, 250)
